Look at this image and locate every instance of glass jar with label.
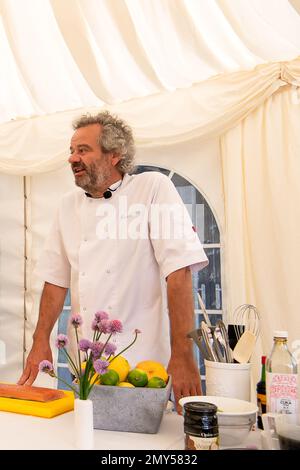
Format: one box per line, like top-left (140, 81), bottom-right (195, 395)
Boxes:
top-left (184, 402), bottom-right (219, 450)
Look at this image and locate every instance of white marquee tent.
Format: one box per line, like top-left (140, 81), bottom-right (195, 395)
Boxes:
top-left (0, 0), bottom-right (300, 387)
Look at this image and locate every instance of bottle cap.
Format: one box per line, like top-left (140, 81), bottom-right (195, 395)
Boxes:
top-left (261, 355), bottom-right (266, 364)
top-left (273, 330), bottom-right (288, 338)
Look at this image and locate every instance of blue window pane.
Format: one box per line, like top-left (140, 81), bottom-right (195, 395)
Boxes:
top-left (57, 366), bottom-right (73, 391)
top-left (57, 303), bottom-right (71, 363)
top-left (65, 289), bottom-right (71, 306)
top-left (195, 248), bottom-right (222, 310)
top-left (171, 173), bottom-right (220, 244)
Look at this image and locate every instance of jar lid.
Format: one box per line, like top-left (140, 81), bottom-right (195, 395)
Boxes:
top-left (274, 330), bottom-right (288, 338)
top-left (183, 402), bottom-right (217, 415)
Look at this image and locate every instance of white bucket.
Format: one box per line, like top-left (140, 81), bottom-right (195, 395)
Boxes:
top-left (205, 360), bottom-right (251, 401)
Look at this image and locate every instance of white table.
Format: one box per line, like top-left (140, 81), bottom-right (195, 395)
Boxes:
top-left (0, 409), bottom-right (186, 450)
top-left (0, 408), bottom-right (262, 450)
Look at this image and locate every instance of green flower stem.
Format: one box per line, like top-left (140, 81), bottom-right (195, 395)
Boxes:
top-left (83, 356), bottom-right (95, 399)
top-left (74, 327), bottom-right (82, 376)
top-left (101, 333), bottom-right (112, 354)
top-left (48, 371), bottom-right (79, 397)
top-left (96, 331), bottom-right (103, 342)
top-left (61, 348), bottom-right (80, 379)
top-left (81, 357), bottom-right (91, 399)
top-left (110, 331), bottom-right (139, 364)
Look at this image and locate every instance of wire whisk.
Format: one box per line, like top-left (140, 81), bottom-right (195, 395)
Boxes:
top-left (232, 304), bottom-right (260, 340)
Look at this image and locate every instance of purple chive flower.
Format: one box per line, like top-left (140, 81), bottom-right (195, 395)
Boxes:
top-left (91, 319), bottom-right (111, 334)
top-left (90, 341), bottom-right (105, 358)
top-left (134, 329), bottom-right (141, 334)
top-left (70, 313), bottom-right (83, 328)
top-left (109, 319), bottom-right (123, 334)
top-left (104, 342), bottom-right (117, 356)
top-left (39, 360), bottom-right (55, 376)
top-left (93, 359), bottom-right (109, 375)
top-left (91, 319), bottom-right (99, 332)
top-left (94, 311), bottom-right (109, 322)
top-left (55, 334), bottom-right (69, 349)
top-left (78, 339), bottom-right (92, 352)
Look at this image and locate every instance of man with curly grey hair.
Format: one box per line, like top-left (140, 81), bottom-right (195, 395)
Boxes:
top-left (71, 111), bottom-right (136, 194)
top-left (19, 110), bottom-right (208, 412)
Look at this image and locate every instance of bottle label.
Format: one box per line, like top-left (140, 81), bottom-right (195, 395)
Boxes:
top-left (257, 393), bottom-right (266, 406)
top-left (266, 372), bottom-right (298, 413)
top-left (185, 433), bottom-right (219, 451)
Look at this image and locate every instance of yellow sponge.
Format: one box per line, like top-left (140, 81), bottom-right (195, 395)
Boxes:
top-left (0, 389), bottom-right (74, 418)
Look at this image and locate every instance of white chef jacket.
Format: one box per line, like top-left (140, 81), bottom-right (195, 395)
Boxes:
top-left (35, 172), bottom-right (208, 367)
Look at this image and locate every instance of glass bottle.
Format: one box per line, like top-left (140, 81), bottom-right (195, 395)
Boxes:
top-left (266, 331), bottom-right (298, 414)
top-left (257, 355), bottom-right (266, 429)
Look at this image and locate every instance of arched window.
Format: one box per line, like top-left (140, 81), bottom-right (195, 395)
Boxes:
top-left (132, 165), bottom-right (222, 379)
top-left (56, 165), bottom-right (222, 386)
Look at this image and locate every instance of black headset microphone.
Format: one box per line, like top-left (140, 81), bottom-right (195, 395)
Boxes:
top-left (103, 189), bottom-right (113, 199)
top-left (103, 180), bottom-right (123, 199)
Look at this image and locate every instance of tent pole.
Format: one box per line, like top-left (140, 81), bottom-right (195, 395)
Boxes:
top-left (22, 176), bottom-right (28, 369)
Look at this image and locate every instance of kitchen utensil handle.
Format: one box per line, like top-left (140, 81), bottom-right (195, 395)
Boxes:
top-left (197, 292), bottom-right (211, 326)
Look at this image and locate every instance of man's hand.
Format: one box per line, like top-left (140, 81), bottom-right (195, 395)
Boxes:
top-left (18, 338), bottom-right (52, 386)
top-left (168, 352), bottom-right (202, 414)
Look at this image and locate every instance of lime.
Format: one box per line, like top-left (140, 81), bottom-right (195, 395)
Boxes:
top-left (127, 368), bottom-right (148, 387)
top-left (118, 382), bottom-right (135, 388)
top-left (100, 369), bottom-right (119, 386)
top-left (147, 377), bottom-right (166, 388)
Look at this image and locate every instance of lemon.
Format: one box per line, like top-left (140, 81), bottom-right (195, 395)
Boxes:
top-left (118, 382), bottom-right (135, 388)
top-left (89, 373), bottom-right (101, 385)
top-left (127, 368), bottom-right (148, 387)
top-left (147, 377), bottom-right (167, 388)
top-left (135, 360), bottom-right (168, 382)
top-left (108, 355), bottom-right (130, 382)
top-left (100, 369), bottom-right (119, 386)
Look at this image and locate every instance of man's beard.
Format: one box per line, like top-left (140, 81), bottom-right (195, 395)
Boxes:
top-left (72, 162), bottom-right (111, 195)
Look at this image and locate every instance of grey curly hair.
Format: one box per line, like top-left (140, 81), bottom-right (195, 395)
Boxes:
top-left (72, 111), bottom-right (136, 174)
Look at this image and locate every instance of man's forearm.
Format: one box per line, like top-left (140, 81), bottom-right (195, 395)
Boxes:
top-left (33, 282), bottom-right (68, 342)
top-left (167, 267), bottom-right (195, 356)
top-left (166, 267), bottom-right (202, 408)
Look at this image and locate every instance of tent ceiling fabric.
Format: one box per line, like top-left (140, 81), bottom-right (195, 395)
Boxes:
top-left (1, 56), bottom-right (300, 175)
top-left (1, 0), bottom-right (300, 125)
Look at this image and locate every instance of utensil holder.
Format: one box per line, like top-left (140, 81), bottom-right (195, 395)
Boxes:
top-left (205, 360), bottom-right (251, 401)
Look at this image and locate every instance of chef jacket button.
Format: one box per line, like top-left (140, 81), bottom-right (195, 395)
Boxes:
top-left (106, 269), bottom-right (111, 274)
top-left (83, 307), bottom-right (87, 311)
top-left (81, 272), bottom-right (86, 276)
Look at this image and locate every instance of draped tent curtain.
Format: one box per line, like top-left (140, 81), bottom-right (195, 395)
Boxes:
top-left (0, 56), bottom-right (300, 175)
top-left (220, 85), bottom-right (300, 372)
